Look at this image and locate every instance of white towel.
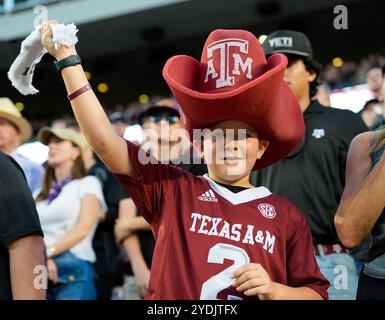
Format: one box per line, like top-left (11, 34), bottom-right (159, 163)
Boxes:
top-left (8, 23), bottom-right (79, 95)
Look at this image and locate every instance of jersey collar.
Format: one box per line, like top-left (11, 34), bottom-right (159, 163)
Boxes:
top-left (203, 174), bottom-right (272, 205)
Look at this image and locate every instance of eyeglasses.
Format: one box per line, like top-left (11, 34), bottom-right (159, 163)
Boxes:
top-left (146, 114), bottom-right (180, 124)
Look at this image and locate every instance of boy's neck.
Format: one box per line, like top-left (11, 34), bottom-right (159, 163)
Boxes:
top-left (208, 173), bottom-right (253, 189)
top-left (299, 94), bottom-right (311, 112)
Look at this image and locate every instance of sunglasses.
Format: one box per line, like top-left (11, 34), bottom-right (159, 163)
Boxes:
top-left (146, 114), bottom-right (180, 124)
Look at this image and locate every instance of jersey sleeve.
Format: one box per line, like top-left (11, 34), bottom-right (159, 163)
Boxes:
top-left (285, 205), bottom-right (330, 300)
top-left (114, 140), bottom-right (184, 224)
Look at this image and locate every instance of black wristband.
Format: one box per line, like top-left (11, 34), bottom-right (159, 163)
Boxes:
top-left (54, 54), bottom-right (82, 72)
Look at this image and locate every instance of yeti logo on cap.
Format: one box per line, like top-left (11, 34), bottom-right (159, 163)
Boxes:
top-left (269, 37), bottom-right (293, 48)
top-left (204, 38), bottom-right (253, 89)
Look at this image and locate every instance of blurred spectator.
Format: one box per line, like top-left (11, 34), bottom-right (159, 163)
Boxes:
top-left (80, 111), bottom-right (132, 300)
top-left (322, 64), bottom-right (342, 87)
top-left (115, 100), bottom-right (207, 299)
top-left (115, 198), bottom-right (150, 300)
top-left (359, 99), bottom-right (383, 129)
top-left (366, 66), bottom-right (384, 101)
top-left (335, 125), bottom-right (385, 299)
top-left (372, 81), bottom-right (385, 130)
top-left (51, 118), bottom-right (69, 130)
top-left (255, 29), bottom-right (368, 300)
top-left (56, 117), bottom-right (129, 300)
top-left (86, 138), bottom-right (130, 300)
top-left (321, 54), bottom-right (385, 91)
top-left (139, 98), bottom-right (206, 173)
top-left (34, 127), bottom-right (107, 300)
top-left (0, 151), bottom-right (45, 300)
top-left (316, 82), bottom-right (331, 107)
top-left (0, 98), bottom-right (44, 193)
top-left (109, 111), bottom-right (128, 138)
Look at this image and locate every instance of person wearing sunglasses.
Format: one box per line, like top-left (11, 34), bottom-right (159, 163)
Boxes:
top-left (143, 113), bottom-right (180, 124)
top-left (116, 100), bottom-right (207, 299)
top-left (138, 103), bottom-right (182, 161)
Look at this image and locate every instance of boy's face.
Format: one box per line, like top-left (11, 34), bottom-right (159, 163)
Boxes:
top-left (201, 120), bottom-right (269, 183)
top-left (367, 67), bottom-right (383, 92)
top-left (284, 58), bottom-right (316, 103)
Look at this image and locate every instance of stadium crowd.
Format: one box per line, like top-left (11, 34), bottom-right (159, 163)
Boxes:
top-left (1, 27), bottom-right (385, 301)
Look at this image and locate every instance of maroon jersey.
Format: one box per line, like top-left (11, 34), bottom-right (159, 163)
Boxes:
top-left (115, 141), bottom-right (329, 300)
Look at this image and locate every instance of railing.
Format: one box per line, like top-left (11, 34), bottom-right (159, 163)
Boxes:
top-left (0, 0), bottom-right (68, 14)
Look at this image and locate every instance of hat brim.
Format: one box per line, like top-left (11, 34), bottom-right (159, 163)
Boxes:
top-left (266, 49), bottom-right (310, 58)
top-left (163, 53), bottom-right (305, 170)
top-left (0, 111), bottom-right (32, 142)
top-left (38, 128), bottom-right (57, 145)
top-left (268, 51), bottom-right (321, 73)
top-left (38, 127), bottom-right (86, 152)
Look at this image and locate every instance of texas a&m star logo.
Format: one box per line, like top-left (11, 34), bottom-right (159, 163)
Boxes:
top-left (204, 38), bottom-right (253, 89)
top-left (257, 203), bottom-right (277, 219)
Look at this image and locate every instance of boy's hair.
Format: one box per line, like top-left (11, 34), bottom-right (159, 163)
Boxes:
top-left (286, 54), bottom-right (321, 99)
top-left (303, 59), bottom-right (321, 98)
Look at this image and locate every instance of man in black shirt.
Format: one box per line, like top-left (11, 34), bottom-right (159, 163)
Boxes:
top-left (251, 30), bottom-right (368, 300)
top-left (0, 151), bottom-right (45, 300)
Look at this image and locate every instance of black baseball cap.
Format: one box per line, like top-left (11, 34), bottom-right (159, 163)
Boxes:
top-left (262, 30), bottom-right (321, 72)
top-left (138, 100), bottom-right (180, 125)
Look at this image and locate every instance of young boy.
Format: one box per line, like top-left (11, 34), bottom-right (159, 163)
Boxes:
top-left (40, 23), bottom-right (329, 299)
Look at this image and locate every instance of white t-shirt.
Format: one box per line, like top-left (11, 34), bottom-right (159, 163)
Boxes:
top-left (35, 175), bottom-right (107, 263)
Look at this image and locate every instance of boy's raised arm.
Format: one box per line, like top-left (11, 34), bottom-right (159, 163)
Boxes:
top-left (40, 21), bottom-right (134, 176)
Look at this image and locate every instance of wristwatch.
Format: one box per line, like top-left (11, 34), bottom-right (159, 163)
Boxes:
top-left (54, 54), bottom-right (82, 72)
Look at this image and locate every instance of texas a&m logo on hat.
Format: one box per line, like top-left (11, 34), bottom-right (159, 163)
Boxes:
top-left (197, 31), bottom-right (268, 94)
top-left (204, 38), bottom-right (253, 89)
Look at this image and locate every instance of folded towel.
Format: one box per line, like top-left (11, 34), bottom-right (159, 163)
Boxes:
top-left (8, 23), bottom-right (78, 95)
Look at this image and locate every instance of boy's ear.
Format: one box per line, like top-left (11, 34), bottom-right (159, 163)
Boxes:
top-left (308, 69), bottom-right (317, 83)
top-left (192, 139), bottom-right (204, 158)
top-left (257, 140), bottom-right (269, 159)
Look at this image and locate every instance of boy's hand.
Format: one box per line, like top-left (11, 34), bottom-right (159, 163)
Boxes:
top-left (232, 263), bottom-right (277, 300)
top-left (40, 21), bottom-right (77, 60)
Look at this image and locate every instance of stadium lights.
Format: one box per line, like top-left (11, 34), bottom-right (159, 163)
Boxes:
top-left (97, 83), bottom-right (109, 93)
top-left (139, 94), bottom-right (150, 104)
top-left (84, 71), bottom-right (92, 80)
top-left (15, 102), bottom-right (24, 111)
top-left (332, 57), bottom-right (344, 68)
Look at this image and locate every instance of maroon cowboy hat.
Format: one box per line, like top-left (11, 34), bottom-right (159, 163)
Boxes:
top-left (162, 29), bottom-right (304, 170)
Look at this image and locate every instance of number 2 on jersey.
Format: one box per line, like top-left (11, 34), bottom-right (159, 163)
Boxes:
top-left (200, 243), bottom-right (250, 300)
